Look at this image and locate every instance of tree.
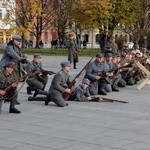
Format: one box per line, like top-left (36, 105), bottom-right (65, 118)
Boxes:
top-left (64, 0), bottom-right (140, 49)
top-left (3, 0), bottom-right (56, 48)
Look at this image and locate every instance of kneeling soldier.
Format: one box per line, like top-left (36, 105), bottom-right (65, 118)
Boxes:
top-left (26, 54), bottom-right (49, 97)
top-left (45, 61), bottom-right (72, 107)
top-left (0, 62), bottom-right (21, 114)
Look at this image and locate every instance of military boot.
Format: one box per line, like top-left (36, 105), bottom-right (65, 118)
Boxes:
top-left (9, 107), bottom-right (21, 114)
top-left (26, 86), bottom-right (32, 95)
top-left (33, 89), bottom-right (49, 97)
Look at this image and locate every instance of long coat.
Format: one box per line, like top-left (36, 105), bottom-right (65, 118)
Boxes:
top-left (66, 39), bottom-right (79, 63)
top-left (0, 40), bottom-right (24, 77)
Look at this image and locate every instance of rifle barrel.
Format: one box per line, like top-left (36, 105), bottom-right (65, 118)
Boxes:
top-left (102, 97), bottom-right (129, 103)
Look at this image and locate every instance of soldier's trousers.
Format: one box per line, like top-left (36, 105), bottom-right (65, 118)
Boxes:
top-left (47, 93), bottom-right (67, 107)
top-left (6, 89), bottom-right (18, 109)
top-left (27, 75), bottom-right (48, 90)
top-left (112, 74), bottom-right (121, 88)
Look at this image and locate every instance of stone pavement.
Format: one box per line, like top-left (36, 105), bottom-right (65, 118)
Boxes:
top-left (1, 55), bottom-right (150, 150)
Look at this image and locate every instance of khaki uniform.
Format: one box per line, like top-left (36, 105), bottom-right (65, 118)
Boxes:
top-left (0, 69), bottom-right (18, 113)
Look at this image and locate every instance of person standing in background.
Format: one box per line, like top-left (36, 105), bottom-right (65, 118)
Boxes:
top-left (66, 33), bottom-right (79, 69)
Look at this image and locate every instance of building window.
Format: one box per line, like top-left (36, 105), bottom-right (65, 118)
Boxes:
top-left (96, 34), bottom-right (100, 43)
top-left (6, 10), bottom-right (10, 19)
top-left (84, 34), bottom-right (89, 42)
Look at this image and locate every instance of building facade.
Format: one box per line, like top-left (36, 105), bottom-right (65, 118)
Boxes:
top-left (0, 0), bottom-right (13, 44)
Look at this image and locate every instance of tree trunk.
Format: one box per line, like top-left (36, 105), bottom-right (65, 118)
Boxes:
top-left (35, 16), bottom-right (42, 48)
top-left (21, 33), bottom-right (26, 48)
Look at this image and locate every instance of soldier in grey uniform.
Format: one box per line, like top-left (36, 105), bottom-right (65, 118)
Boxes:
top-left (104, 36), bottom-right (119, 55)
top-left (0, 35), bottom-right (28, 75)
top-left (74, 78), bottom-right (93, 102)
top-left (26, 54), bottom-right (49, 97)
top-left (66, 33), bottom-right (79, 69)
top-left (0, 62), bottom-right (21, 114)
top-left (0, 35), bottom-right (28, 105)
top-left (112, 55), bottom-right (126, 88)
top-left (85, 53), bottom-right (109, 95)
top-left (45, 61), bottom-right (72, 107)
top-left (104, 53), bottom-right (120, 92)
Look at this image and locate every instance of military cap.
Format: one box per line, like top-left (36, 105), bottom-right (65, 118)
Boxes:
top-left (60, 61), bottom-right (71, 68)
top-left (12, 35), bottom-right (22, 41)
top-left (3, 62), bottom-right (15, 68)
top-left (82, 78), bottom-right (90, 85)
top-left (105, 53), bottom-right (113, 57)
top-left (33, 54), bottom-right (42, 58)
top-left (96, 53), bottom-right (104, 58)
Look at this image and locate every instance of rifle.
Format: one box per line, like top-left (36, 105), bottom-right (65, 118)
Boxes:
top-left (0, 73), bottom-right (29, 99)
top-left (63, 57), bottom-right (94, 100)
top-left (91, 97), bottom-right (129, 103)
top-left (42, 70), bottom-right (56, 75)
top-left (32, 69), bottom-right (56, 82)
top-left (110, 60), bottom-right (134, 75)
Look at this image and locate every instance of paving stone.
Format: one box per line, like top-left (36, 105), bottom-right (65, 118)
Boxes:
top-left (0, 55), bottom-right (150, 150)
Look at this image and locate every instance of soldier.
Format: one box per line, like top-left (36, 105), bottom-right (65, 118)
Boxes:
top-left (104, 53), bottom-right (120, 92)
top-left (26, 54), bottom-right (49, 97)
top-left (112, 54), bottom-right (126, 88)
top-left (84, 53), bottom-right (109, 95)
top-left (73, 78), bottom-right (93, 102)
top-left (104, 36), bottom-right (119, 55)
top-left (45, 61), bottom-right (72, 107)
top-left (0, 62), bottom-right (21, 114)
top-left (66, 33), bottom-right (79, 69)
top-left (0, 35), bottom-right (28, 75)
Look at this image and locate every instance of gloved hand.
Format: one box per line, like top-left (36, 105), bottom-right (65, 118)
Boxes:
top-left (19, 58), bottom-right (28, 64)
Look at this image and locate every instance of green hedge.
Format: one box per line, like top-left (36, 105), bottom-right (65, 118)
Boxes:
top-left (0, 48), bottom-right (100, 56)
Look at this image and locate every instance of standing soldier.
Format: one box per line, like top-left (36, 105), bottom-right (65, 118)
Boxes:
top-left (66, 33), bottom-right (79, 69)
top-left (0, 35), bottom-right (28, 105)
top-left (45, 61), bottom-right (72, 107)
top-left (0, 62), bottom-right (21, 114)
top-left (26, 54), bottom-right (49, 97)
top-left (0, 35), bottom-right (28, 75)
top-left (104, 36), bottom-right (119, 55)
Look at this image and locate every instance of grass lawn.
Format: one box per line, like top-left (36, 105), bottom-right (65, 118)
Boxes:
top-left (0, 48), bottom-right (101, 56)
